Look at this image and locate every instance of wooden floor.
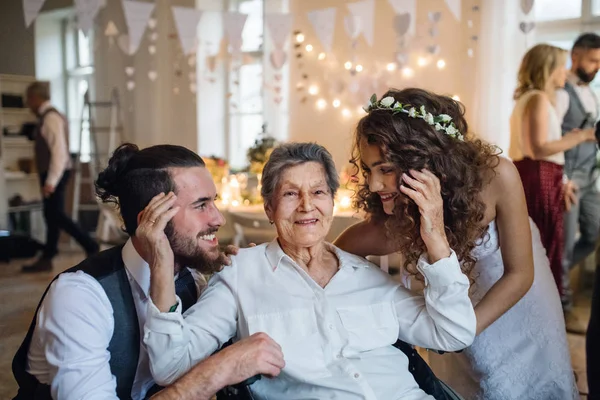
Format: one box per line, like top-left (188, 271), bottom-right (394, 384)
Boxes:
top-left (0, 250), bottom-right (592, 399)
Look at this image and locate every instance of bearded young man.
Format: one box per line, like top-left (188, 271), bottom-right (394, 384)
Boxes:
top-left (12, 143), bottom-right (284, 400)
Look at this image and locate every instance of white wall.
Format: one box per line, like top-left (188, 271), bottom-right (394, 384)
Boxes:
top-left (94, 0), bottom-right (198, 150)
top-left (288, 0), bottom-right (479, 168)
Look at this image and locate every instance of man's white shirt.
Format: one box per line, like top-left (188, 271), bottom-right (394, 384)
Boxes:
top-left (26, 239), bottom-right (206, 399)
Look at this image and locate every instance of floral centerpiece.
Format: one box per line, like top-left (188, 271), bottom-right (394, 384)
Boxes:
top-left (204, 155), bottom-right (229, 188)
top-left (247, 123), bottom-right (278, 175)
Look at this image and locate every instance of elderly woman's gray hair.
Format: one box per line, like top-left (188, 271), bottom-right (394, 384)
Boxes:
top-left (261, 142), bottom-right (340, 207)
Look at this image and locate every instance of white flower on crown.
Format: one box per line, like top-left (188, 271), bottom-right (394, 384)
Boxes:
top-left (425, 113), bottom-right (434, 125)
top-left (420, 105), bottom-right (427, 116)
top-left (439, 114), bottom-right (452, 122)
top-left (408, 107), bottom-right (417, 117)
top-left (380, 97), bottom-right (396, 107)
top-left (435, 123), bottom-right (443, 131)
top-left (446, 125), bottom-right (459, 136)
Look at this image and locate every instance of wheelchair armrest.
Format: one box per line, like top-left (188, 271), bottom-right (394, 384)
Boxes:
top-left (231, 374), bottom-right (261, 388)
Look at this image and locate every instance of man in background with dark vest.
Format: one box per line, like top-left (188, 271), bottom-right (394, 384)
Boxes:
top-left (22, 82), bottom-right (99, 272)
top-left (12, 143), bottom-right (284, 399)
top-left (555, 32), bottom-right (600, 398)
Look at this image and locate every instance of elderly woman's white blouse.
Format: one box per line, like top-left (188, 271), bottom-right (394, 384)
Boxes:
top-left (144, 241), bottom-right (476, 400)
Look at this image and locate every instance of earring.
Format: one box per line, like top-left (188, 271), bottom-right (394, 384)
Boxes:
top-left (269, 220), bottom-right (274, 225)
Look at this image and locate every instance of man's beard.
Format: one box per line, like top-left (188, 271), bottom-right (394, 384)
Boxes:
top-left (165, 223), bottom-right (227, 274)
top-left (575, 67), bottom-right (598, 84)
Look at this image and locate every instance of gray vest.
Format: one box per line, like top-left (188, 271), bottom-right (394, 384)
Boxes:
top-left (561, 82), bottom-right (598, 177)
top-left (12, 246), bottom-right (198, 400)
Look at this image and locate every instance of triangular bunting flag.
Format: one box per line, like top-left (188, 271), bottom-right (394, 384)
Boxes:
top-left (223, 12), bottom-right (248, 56)
top-left (23, 0), bottom-right (47, 28)
top-left (307, 7), bottom-right (337, 53)
top-left (121, 0), bottom-right (155, 55)
top-left (75, 0), bottom-right (103, 35)
top-left (265, 13), bottom-right (294, 50)
top-left (172, 6), bottom-right (204, 55)
top-left (445, 0), bottom-right (462, 22)
top-left (387, 0), bottom-right (416, 36)
top-left (347, 0), bottom-right (374, 47)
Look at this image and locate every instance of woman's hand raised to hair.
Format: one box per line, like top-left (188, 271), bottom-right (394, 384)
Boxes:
top-left (400, 170), bottom-right (451, 263)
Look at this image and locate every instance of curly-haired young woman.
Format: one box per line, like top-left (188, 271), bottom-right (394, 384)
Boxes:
top-left (335, 88), bottom-right (577, 399)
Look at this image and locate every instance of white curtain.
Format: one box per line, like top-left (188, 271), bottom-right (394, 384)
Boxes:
top-left (473, 0), bottom-right (535, 155)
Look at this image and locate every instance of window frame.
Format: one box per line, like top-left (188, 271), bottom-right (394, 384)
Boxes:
top-left (225, 0), bottom-right (265, 171)
top-left (61, 16), bottom-right (95, 162)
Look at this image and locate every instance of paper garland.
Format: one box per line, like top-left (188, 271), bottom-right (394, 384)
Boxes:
top-left (346, 0), bottom-right (374, 47)
top-left (387, 0), bottom-right (416, 36)
top-left (223, 12), bottom-right (248, 58)
top-left (265, 13), bottom-right (294, 50)
top-left (171, 6), bottom-right (204, 56)
top-left (23, 0), bottom-right (47, 28)
top-left (444, 0), bottom-right (462, 22)
top-left (307, 7), bottom-right (337, 53)
top-left (120, 0), bottom-right (155, 55)
top-left (74, 0), bottom-right (103, 35)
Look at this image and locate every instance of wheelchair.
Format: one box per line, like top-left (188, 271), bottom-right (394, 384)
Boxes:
top-left (216, 339), bottom-right (464, 400)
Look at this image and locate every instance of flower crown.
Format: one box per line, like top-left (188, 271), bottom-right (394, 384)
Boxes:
top-left (362, 94), bottom-right (464, 141)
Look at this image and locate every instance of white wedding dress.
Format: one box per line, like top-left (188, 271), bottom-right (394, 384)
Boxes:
top-left (427, 219), bottom-right (578, 400)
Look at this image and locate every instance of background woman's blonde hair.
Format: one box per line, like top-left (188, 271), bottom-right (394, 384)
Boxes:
top-left (514, 44), bottom-right (567, 100)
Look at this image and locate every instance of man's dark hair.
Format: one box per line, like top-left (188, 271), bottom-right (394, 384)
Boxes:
top-left (573, 33), bottom-right (600, 51)
top-left (26, 81), bottom-right (50, 101)
top-left (95, 143), bottom-right (205, 235)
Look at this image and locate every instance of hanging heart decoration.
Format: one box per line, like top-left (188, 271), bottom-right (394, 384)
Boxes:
top-left (125, 66), bottom-right (135, 76)
top-left (126, 81), bottom-right (135, 91)
top-left (427, 45), bottom-right (441, 55)
top-left (148, 18), bottom-right (157, 30)
top-left (428, 12), bottom-right (442, 23)
top-left (393, 13), bottom-right (411, 37)
top-left (521, 0), bottom-right (534, 15)
top-left (148, 45), bottom-right (156, 55)
top-left (269, 49), bottom-right (287, 70)
top-left (519, 21), bottom-right (535, 33)
top-left (396, 52), bottom-right (408, 66)
top-left (206, 55), bottom-right (217, 73)
top-left (148, 70), bottom-right (158, 81)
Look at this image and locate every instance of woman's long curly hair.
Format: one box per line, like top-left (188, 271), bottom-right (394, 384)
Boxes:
top-left (351, 88), bottom-right (501, 278)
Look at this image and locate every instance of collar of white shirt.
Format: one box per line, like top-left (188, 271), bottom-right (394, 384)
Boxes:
top-left (37, 100), bottom-right (53, 116)
top-left (265, 239), bottom-right (370, 272)
top-left (122, 239), bottom-right (152, 300)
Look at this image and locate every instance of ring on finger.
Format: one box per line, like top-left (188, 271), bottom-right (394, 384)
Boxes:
top-left (149, 219), bottom-right (156, 224)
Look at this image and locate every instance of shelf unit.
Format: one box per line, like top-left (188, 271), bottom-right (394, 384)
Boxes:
top-left (0, 74), bottom-right (45, 242)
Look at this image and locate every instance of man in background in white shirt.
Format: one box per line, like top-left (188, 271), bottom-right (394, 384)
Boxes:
top-left (22, 82), bottom-right (99, 272)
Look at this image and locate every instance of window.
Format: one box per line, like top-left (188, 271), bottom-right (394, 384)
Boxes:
top-left (535, 0), bottom-right (582, 22)
top-left (227, 0), bottom-right (264, 170)
top-left (63, 18), bottom-right (95, 162)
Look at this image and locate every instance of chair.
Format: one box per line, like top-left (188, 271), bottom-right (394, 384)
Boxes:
top-left (216, 339), bottom-right (464, 400)
top-left (229, 211), bottom-right (276, 247)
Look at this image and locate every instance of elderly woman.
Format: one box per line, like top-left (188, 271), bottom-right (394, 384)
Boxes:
top-left (142, 142), bottom-right (476, 399)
